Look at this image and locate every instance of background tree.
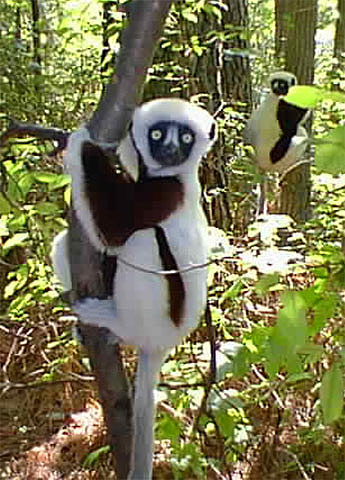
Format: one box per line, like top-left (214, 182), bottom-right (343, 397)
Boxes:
top-left (275, 0), bottom-right (318, 222)
top-left (334, 0), bottom-right (345, 61)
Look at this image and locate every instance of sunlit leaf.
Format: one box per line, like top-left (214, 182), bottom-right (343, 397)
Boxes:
top-left (315, 126), bottom-right (345, 174)
top-left (35, 202), bottom-right (61, 216)
top-left (221, 279), bottom-right (244, 303)
top-left (285, 86), bottom-right (323, 108)
top-left (2, 232), bottom-right (29, 253)
top-left (0, 194), bottom-right (11, 214)
top-left (285, 86), bottom-right (345, 109)
top-left (320, 363), bottom-right (344, 424)
top-left (33, 172), bottom-right (68, 185)
top-left (181, 11), bottom-right (198, 23)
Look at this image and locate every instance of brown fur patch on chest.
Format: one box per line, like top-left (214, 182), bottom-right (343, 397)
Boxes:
top-left (81, 141), bottom-right (184, 246)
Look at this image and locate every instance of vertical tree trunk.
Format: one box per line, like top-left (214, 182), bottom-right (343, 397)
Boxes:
top-left (31, 0), bottom-right (41, 67)
top-left (333, 0), bottom-right (345, 91)
top-left (334, 0), bottom-right (345, 62)
top-left (145, 0), bottom-right (253, 231)
top-left (334, 0), bottom-right (345, 251)
top-left (275, 0), bottom-right (317, 223)
top-left (15, 8), bottom-right (21, 41)
top-left (68, 2), bottom-right (173, 476)
top-left (197, 0), bottom-right (253, 231)
top-left (101, 1), bottom-right (117, 77)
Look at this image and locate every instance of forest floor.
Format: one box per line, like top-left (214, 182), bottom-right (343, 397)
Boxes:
top-left (0, 298), bottom-right (342, 480)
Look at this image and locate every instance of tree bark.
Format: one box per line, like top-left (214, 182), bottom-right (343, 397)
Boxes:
top-left (68, 1), bottom-right (173, 476)
top-left (101, 1), bottom-right (117, 77)
top-left (334, 0), bottom-right (345, 62)
top-left (275, 0), bottom-right (317, 223)
top-left (332, 0), bottom-right (345, 91)
top-left (31, 0), bottom-right (41, 67)
top-left (143, 0), bottom-right (253, 231)
top-left (197, 0), bottom-right (253, 231)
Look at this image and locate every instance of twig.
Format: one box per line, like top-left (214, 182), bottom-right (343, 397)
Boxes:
top-left (251, 364), bottom-right (285, 409)
top-left (277, 447), bottom-right (312, 480)
top-left (0, 375), bottom-right (94, 394)
top-left (159, 401), bottom-right (190, 424)
top-left (0, 117), bottom-right (69, 151)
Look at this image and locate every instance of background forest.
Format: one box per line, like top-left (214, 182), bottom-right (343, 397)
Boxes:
top-left (0, 0), bottom-right (344, 479)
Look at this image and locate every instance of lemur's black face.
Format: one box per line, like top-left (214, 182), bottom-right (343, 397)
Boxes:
top-left (148, 121), bottom-right (195, 166)
top-left (271, 77), bottom-right (296, 96)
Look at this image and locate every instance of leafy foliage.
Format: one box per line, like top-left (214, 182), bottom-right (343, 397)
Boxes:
top-left (0, 0), bottom-right (344, 479)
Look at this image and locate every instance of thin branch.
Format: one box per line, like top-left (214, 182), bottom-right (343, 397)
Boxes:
top-left (251, 364), bottom-right (285, 409)
top-left (0, 117), bottom-right (69, 151)
top-left (0, 376), bottom-right (94, 394)
top-left (277, 447), bottom-right (312, 480)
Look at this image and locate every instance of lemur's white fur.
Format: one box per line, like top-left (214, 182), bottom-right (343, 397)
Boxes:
top-left (268, 70), bottom-right (297, 87)
top-left (59, 99), bottom-right (216, 351)
top-left (52, 98), bottom-right (217, 480)
top-left (244, 72), bottom-right (309, 174)
top-left (63, 127), bottom-right (106, 252)
top-left (51, 229), bottom-right (72, 292)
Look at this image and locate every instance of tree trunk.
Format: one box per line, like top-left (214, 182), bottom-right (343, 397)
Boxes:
top-left (332, 0), bottom-right (345, 90)
top-left (101, 1), bottom-right (117, 77)
top-left (31, 0), bottom-right (41, 67)
top-left (68, 1), bottom-right (173, 476)
top-left (275, 0), bottom-right (317, 223)
top-left (145, 0), bottom-right (252, 231)
top-left (197, 0), bottom-right (253, 231)
top-left (334, 0), bottom-right (345, 62)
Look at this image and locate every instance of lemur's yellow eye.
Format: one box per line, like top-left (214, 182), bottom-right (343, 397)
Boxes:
top-left (182, 133), bottom-right (193, 144)
top-left (151, 129), bottom-right (162, 141)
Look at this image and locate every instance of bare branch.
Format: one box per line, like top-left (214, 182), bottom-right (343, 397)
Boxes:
top-left (0, 117), bottom-right (69, 151)
top-left (88, 0), bottom-right (173, 143)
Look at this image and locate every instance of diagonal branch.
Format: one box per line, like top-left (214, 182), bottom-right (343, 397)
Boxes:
top-left (68, 1), bottom-right (174, 477)
top-left (88, 0), bottom-right (173, 143)
top-left (0, 118), bottom-right (69, 151)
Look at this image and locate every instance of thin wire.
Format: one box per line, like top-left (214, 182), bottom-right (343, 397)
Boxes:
top-left (115, 254), bottom-right (237, 276)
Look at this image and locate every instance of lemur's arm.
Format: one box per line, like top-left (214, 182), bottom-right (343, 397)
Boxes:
top-left (65, 129), bottom-right (184, 249)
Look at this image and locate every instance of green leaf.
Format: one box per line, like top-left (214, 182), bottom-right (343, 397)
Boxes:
top-left (320, 363), bottom-right (344, 424)
top-left (35, 202), bottom-right (61, 216)
top-left (255, 273), bottom-right (280, 295)
top-left (49, 174), bottom-right (71, 191)
top-left (181, 11), bottom-right (198, 23)
top-left (18, 173), bottom-right (34, 197)
top-left (33, 172), bottom-right (68, 186)
top-left (214, 410), bottom-right (235, 437)
top-left (2, 233), bottom-right (29, 253)
top-left (0, 219), bottom-right (9, 237)
top-left (83, 445), bottom-right (111, 467)
top-left (286, 372), bottom-right (313, 384)
top-left (285, 86), bottom-right (323, 108)
top-left (221, 279), bottom-right (244, 303)
top-left (315, 126), bottom-right (345, 174)
top-left (157, 415), bottom-right (181, 445)
top-left (285, 86), bottom-right (345, 109)
top-left (0, 194), bottom-right (11, 214)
